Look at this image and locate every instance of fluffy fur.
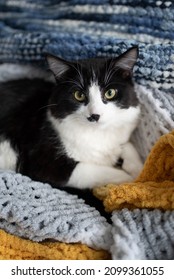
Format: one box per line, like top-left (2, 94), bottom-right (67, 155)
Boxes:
top-left (0, 47), bottom-right (143, 191)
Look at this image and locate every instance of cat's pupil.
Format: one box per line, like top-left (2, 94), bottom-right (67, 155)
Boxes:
top-left (108, 90), bottom-right (112, 96)
top-left (105, 88), bottom-right (117, 100)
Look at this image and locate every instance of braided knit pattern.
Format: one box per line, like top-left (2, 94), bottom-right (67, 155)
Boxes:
top-left (0, 171), bottom-right (112, 250)
top-left (112, 209), bottom-right (174, 260)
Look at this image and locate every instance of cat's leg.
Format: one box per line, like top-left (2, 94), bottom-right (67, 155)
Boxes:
top-left (67, 163), bottom-right (133, 189)
top-left (121, 142), bottom-right (143, 179)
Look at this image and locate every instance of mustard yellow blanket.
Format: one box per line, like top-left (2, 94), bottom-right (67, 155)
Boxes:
top-left (0, 229), bottom-right (110, 260)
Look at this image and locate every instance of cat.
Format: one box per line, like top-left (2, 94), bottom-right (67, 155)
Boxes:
top-left (0, 47), bottom-right (143, 193)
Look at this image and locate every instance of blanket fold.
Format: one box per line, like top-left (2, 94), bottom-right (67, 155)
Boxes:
top-left (0, 229), bottom-right (110, 260)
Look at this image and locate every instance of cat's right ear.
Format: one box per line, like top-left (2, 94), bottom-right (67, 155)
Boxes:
top-left (46, 54), bottom-right (70, 79)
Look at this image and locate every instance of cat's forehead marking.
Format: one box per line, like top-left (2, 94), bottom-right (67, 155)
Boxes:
top-left (91, 66), bottom-right (97, 83)
top-left (88, 83), bottom-right (102, 104)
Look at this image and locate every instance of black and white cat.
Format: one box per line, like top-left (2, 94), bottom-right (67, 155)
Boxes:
top-left (0, 47), bottom-right (143, 190)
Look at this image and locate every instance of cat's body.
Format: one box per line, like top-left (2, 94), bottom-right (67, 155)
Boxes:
top-left (0, 47), bottom-right (143, 191)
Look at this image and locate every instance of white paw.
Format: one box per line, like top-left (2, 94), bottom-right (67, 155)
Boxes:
top-left (107, 169), bottom-right (133, 185)
top-left (123, 160), bottom-right (143, 179)
top-left (121, 142), bottom-right (144, 179)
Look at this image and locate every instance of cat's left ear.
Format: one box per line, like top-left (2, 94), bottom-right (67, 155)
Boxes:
top-left (46, 54), bottom-right (70, 79)
top-left (115, 46), bottom-right (138, 75)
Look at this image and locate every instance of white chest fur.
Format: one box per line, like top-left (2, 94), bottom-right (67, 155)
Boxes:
top-left (49, 106), bottom-right (140, 167)
top-left (57, 119), bottom-right (122, 166)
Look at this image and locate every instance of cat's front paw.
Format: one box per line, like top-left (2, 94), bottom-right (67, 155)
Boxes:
top-left (121, 142), bottom-right (143, 179)
top-left (108, 169), bottom-right (133, 185)
top-left (122, 160), bottom-right (143, 179)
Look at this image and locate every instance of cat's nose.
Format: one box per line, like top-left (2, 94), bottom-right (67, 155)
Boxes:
top-left (87, 114), bottom-right (100, 122)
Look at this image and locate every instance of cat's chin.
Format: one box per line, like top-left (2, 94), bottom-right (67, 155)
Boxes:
top-left (85, 119), bottom-right (115, 130)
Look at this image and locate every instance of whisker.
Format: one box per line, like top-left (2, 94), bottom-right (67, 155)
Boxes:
top-left (77, 63), bottom-right (84, 87)
top-left (69, 63), bottom-right (84, 88)
top-left (61, 79), bottom-right (84, 90)
top-left (108, 67), bottom-right (121, 83)
top-left (38, 104), bottom-right (58, 111)
top-left (104, 59), bottom-right (112, 85)
top-left (104, 62), bottom-right (121, 85)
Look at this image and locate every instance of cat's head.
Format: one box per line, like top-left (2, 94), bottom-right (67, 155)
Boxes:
top-left (47, 47), bottom-right (140, 129)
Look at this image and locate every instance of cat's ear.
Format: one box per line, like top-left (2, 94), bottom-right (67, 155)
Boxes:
top-left (46, 54), bottom-right (70, 78)
top-left (115, 46), bottom-right (138, 72)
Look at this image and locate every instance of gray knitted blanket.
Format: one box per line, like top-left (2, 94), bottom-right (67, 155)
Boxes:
top-left (0, 0), bottom-right (174, 259)
top-left (1, 170), bottom-right (174, 260)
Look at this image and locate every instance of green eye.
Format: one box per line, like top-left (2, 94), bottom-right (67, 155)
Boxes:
top-left (104, 89), bottom-right (117, 100)
top-left (74, 91), bottom-right (86, 102)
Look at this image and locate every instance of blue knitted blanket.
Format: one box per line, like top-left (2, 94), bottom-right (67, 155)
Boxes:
top-left (0, 0), bottom-right (174, 259)
top-left (0, 0), bottom-right (174, 93)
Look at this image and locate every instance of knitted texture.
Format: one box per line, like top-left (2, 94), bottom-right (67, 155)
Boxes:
top-left (94, 131), bottom-right (174, 212)
top-left (1, 130), bottom-right (174, 260)
top-left (0, 171), bottom-right (112, 250)
top-left (0, 0), bottom-right (173, 93)
top-left (111, 209), bottom-right (174, 260)
top-left (132, 84), bottom-right (174, 161)
top-left (0, 229), bottom-right (110, 260)
top-left (1, 208), bottom-right (174, 260)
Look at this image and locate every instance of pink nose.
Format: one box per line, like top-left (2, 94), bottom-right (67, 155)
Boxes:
top-left (87, 114), bottom-right (100, 122)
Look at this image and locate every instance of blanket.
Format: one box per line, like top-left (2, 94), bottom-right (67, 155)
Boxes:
top-left (1, 130), bottom-right (174, 260)
top-left (0, 0), bottom-right (174, 260)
